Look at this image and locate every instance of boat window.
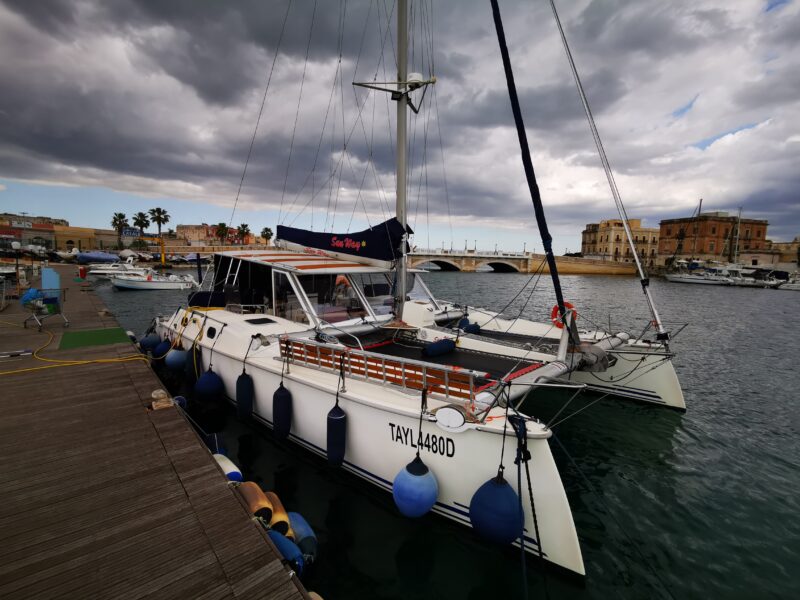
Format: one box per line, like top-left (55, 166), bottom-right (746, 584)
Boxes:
top-left (405, 272), bottom-right (438, 306)
top-left (207, 326), bottom-right (216, 339)
top-left (351, 273), bottom-right (394, 315)
top-left (295, 274), bottom-right (368, 323)
top-left (273, 271), bottom-right (309, 324)
top-left (236, 261), bottom-right (273, 309)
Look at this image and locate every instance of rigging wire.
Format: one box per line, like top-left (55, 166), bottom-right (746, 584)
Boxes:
top-left (278, 0), bottom-right (318, 226)
top-left (547, 0), bottom-right (668, 341)
top-left (432, 85), bottom-right (454, 249)
top-left (227, 0), bottom-right (293, 229)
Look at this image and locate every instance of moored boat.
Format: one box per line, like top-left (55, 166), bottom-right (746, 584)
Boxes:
top-left (112, 272), bottom-right (197, 290)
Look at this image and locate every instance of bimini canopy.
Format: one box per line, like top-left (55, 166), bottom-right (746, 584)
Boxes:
top-left (214, 249), bottom-right (391, 275)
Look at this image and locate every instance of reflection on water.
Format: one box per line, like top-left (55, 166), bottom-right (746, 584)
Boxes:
top-left (97, 272), bottom-right (800, 599)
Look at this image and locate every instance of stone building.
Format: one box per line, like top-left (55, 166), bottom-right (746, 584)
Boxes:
top-left (581, 219), bottom-right (660, 265)
top-left (657, 211), bottom-right (774, 265)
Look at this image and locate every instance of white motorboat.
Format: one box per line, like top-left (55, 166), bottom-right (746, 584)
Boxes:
top-left (778, 273), bottom-right (800, 291)
top-left (112, 272), bottom-right (197, 290)
top-left (722, 265), bottom-right (781, 288)
top-left (664, 270), bottom-right (732, 285)
top-left (87, 257), bottom-right (151, 278)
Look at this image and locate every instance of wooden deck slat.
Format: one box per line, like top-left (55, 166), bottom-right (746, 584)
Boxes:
top-left (0, 266), bottom-right (307, 600)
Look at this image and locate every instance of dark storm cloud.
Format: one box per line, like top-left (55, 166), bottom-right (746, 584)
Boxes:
top-left (0, 0), bottom-right (798, 245)
top-left (2, 0), bottom-right (78, 36)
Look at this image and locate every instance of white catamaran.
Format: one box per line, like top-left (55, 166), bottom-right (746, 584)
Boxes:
top-left (151, 0), bottom-right (685, 576)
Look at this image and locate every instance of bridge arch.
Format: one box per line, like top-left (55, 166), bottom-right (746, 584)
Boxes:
top-left (475, 260), bottom-right (520, 273)
top-left (410, 258), bottom-right (462, 271)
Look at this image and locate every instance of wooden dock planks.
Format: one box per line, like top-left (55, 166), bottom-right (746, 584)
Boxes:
top-left (0, 266), bottom-right (307, 600)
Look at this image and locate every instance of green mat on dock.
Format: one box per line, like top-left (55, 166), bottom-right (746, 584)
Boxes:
top-left (59, 327), bottom-right (130, 350)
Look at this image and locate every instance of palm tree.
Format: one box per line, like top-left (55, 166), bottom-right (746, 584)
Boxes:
top-left (148, 207), bottom-right (170, 237)
top-left (132, 211), bottom-right (150, 237)
top-left (111, 213), bottom-right (129, 248)
top-left (237, 223), bottom-right (250, 245)
top-left (215, 223), bottom-right (229, 245)
top-left (261, 227), bottom-right (273, 246)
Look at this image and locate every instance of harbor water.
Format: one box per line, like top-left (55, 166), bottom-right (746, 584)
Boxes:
top-left (94, 273), bottom-right (799, 599)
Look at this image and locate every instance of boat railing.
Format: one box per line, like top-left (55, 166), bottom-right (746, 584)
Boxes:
top-left (278, 336), bottom-right (485, 406)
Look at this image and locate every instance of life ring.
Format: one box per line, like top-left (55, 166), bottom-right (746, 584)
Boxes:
top-left (550, 302), bottom-right (577, 329)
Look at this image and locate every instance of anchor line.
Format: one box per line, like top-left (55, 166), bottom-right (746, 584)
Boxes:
top-left (511, 414), bottom-right (549, 599)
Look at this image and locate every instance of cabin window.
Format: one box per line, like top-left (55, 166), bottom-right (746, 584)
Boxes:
top-left (296, 273), bottom-right (367, 324)
top-left (236, 261), bottom-right (273, 309)
top-left (273, 271), bottom-right (309, 324)
top-left (351, 273), bottom-right (393, 316)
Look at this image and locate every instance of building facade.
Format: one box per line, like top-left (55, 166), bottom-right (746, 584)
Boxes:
top-left (581, 219), bottom-right (659, 265)
top-left (657, 212), bottom-right (772, 265)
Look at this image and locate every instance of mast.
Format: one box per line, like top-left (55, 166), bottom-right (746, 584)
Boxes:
top-left (690, 198), bottom-right (702, 260)
top-left (490, 0), bottom-right (574, 339)
top-left (733, 207), bottom-right (742, 265)
top-left (395, 0), bottom-right (409, 320)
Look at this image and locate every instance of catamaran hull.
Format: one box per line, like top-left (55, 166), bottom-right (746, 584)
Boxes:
top-left (157, 314), bottom-right (585, 576)
top-left (435, 307), bottom-right (686, 410)
top-left (567, 348), bottom-right (685, 409)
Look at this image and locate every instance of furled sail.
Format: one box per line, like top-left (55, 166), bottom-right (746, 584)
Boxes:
top-left (276, 218), bottom-right (412, 269)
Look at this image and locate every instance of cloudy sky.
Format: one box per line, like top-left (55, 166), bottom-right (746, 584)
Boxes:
top-left (1, 0), bottom-right (798, 252)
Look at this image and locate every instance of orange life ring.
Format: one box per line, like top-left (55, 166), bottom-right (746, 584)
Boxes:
top-left (550, 302), bottom-right (577, 329)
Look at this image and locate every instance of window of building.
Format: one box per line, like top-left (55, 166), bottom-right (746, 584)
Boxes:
top-left (616, 235), bottom-right (620, 242)
top-left (724, 228), bottom-right (729, 238)
top-left (652, 236), bottom-right (656, 243)
top-left (745, 229), bottom-right (751, 239)
top-left (711, 226), bottom-right (716, 235)
top-left (709, 241), bottom-right (715, 252)
top-left (666, 228), bottom-right (672, 236)
top-left (752, 259), bottom-right (758, 266)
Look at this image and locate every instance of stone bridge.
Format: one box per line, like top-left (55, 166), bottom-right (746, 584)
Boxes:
top-left (408, 250), bottom-right (637, 275)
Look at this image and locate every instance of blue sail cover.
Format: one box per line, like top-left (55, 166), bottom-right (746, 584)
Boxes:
top-left (276, 218), bottom-right (411, 264)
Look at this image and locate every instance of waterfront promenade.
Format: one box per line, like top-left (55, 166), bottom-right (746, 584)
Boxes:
top-left (0, 266), bottom-right (307, 599)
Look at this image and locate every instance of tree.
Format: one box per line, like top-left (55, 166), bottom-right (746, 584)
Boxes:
top-left (111, 212), bottom-right (129, 248)
top-left (261, 227), bottom-right (273, 245)
top-left (132, 211), bottom-right (150, 237)
top-left (237, 223), bottom-right (250, 244)
top-left (148, 207), bottom-right (170, 237)
top-left (215, 223), bottom-right (229, 244)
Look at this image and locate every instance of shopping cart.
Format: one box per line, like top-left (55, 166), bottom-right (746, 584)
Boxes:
top-left (22, 288), bottom-right (69, 331)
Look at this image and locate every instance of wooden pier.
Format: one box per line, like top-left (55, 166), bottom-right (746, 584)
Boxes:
top-left (0, 266), bottom-right (308, 600)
